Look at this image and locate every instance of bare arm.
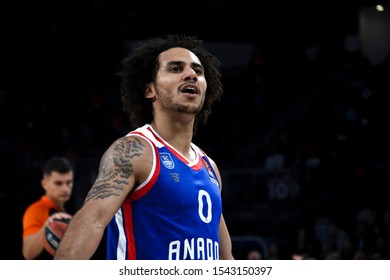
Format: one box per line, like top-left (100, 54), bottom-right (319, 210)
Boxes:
top-left (22, 227), bottom-right (46, 260)
top-left (210, 158), bottom-right (234, 260)
top-left (23, 212), bottom-right (72, 260)
top-left (54, 136), bottom-right (149, 259)
top-left (219, 214), bottom-right (234, 260)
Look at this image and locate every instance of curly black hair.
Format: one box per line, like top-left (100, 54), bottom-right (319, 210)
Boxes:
top-left (118, 34), bottom-right (223, 132)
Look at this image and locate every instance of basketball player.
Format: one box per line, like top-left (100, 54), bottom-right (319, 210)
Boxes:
top-left (55, 34), bottom-right (234, 260)
top-left (22, 156), bottom-right (73, 259)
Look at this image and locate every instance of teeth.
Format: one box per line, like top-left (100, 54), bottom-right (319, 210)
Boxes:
top-left (181, 84), bottom-right (198, 94)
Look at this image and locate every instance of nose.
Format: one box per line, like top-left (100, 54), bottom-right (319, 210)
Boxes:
top-left (183, 67), bottom-right (198, 82)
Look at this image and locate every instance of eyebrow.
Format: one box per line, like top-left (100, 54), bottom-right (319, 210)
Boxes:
top-left (166, 60), bottom-right (204, 69)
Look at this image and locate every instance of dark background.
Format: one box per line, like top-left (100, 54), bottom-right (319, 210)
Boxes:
top-left (1, 1), bottom-right (390, 260)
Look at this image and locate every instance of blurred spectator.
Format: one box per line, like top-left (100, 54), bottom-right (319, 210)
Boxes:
top-left (246, 249), bottom-right (263, 260)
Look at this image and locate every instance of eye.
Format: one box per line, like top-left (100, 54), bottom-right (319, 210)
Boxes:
top-left (194, 68), bottom-right (204, 75)
top-left (170, 66), bottom-right (182, 73)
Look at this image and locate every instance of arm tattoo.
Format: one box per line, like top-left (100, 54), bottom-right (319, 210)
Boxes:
top-left (84, 137), bottom-right (145, 203)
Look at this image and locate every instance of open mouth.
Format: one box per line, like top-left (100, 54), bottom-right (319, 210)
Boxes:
top-left (180, 84), bottom-right (199, 95)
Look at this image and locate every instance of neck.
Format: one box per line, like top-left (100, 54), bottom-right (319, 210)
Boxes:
top-left (150, 119), bottom-right (194, 158)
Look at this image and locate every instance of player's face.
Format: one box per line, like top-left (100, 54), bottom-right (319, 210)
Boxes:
top-left (147, 47), bottom-right (207, 116)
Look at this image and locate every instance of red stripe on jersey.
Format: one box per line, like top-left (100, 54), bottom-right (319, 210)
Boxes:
top-left (127, 131), bottom-right (160, 201)
top-left (122, 202), bottom-right (136, 259)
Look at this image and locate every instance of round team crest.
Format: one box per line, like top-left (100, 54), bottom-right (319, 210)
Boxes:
top-left (160, 153), bottom-right (175, 169)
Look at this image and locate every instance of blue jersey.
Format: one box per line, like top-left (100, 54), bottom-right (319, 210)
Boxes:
top-left (106, 124), bottom-right (222, 260)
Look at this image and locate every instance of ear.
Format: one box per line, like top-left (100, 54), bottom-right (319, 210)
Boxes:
top-left (41, 178), bottom-right (48, 191)
top-left (145, 83), bottom-right (156, 99)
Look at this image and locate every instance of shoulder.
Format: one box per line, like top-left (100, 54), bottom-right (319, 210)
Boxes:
top-left (193, 144), bottom-right (223, 186)
top-left (193, 144), bottom-right (219, 170)
top-left (23, 198), bottom-right (50, 223)
top-left (104, 135), bottom-right (153, 158)
top-left (102, 135), bottom-right (154, 180)
top-left (84, 135), bottom-right (155, 204)
top-left (207, 156), bottom-right (223, 190)
top-left (24, 197), bottom-right (51, 213)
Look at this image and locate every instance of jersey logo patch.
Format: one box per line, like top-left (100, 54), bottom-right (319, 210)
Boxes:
top-left (160, 153), bottom-right (175, 169)
top-left (202, 158), bottom-right (219, 187)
